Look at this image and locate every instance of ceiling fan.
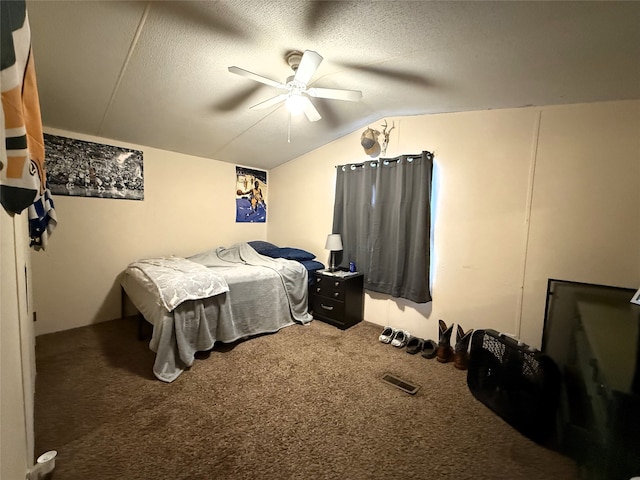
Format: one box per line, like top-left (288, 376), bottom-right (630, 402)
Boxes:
top-left (228, 50), bottom-right (363, 122)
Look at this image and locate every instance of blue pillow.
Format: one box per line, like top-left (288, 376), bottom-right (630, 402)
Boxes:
top-left (299, 259), bottom-right (325, 272)
top-left (247, 241), bottom-right (278, 254)
top-left (261, 247), bottom-right (316, 261)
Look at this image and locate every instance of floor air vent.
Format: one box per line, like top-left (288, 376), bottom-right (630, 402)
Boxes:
top-left (381, 373), bottom-right (420, 395)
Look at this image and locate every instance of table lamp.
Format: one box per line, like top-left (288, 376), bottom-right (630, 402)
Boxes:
top-left (325, 233), bottom-right (343, 272)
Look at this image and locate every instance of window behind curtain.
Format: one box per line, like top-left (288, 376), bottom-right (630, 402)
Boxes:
top-left (332, 151), bottom-right (433, 303)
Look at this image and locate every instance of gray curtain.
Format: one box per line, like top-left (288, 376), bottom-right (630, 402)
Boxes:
top-left (332, 151), bottom-right (433, 303)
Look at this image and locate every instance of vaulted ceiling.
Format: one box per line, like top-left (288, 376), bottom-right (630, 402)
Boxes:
top-left (26, 1), bottom-right (640, 170)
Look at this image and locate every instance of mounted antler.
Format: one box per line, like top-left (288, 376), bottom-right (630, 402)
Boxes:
top-left (380, 120), bottom-right (395, 155)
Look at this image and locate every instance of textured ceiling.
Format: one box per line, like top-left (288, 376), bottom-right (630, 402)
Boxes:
top-left (26, 1), bottom-right (640, 170)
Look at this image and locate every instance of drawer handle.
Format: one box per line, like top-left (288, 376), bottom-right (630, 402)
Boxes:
top-left (334, 292), bottom-right (340, 298)
top-left (316, 277), bottom-right (322, 283)
top-left (320, 303), bottom-right (334, 311)
top-left (334, 281), bottom-right (339, 287)
top-left (316, 287), bottom-right (321, 293)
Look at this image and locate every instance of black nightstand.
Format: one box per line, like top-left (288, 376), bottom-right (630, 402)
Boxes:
top-left (310, 270), bottom-right (364, 329)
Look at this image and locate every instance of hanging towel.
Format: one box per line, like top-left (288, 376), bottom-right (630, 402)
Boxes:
top-left (1, 0), bottom-right (57, 248)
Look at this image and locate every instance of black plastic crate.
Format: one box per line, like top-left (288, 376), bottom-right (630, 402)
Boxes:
top-left (467, 329), bottom-right (561, 444)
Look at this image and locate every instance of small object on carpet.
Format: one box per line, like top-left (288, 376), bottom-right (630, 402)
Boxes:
top-left (382, 373), bottom-right (420, 395)
top-left (421, 339), bottom-right (438, 359)
top-left (406, 336), bottom-right (424, 354)
top-left (379, 326), bottom-right (396, 343)
top-left (391, 330), bottom-right (410, 348)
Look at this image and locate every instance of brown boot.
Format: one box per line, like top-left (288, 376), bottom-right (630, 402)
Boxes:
top-left (436, 320), bottom-right (453, 363)
top-left (453, 325), bottom-right (473, 370)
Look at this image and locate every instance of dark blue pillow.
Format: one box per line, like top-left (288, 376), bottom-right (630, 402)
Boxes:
top-left (299, 259), bottom-right (325, 272)
top-left (261, 247), bottom-right (316, 261)
top-left (247, 241), bottom-right (278, 254)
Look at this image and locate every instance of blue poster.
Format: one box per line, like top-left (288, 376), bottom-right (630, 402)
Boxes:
top-left (235, 166), bottom-right (267, 223)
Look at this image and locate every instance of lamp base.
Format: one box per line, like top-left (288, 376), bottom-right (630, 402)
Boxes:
top-left (329, 252), bottom-right (336, 272)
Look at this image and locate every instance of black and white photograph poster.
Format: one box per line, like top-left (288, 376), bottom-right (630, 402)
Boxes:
top-left (44, 133), bottom-right (144, 200)
top-left (235, 166), bottom-right (267, 223)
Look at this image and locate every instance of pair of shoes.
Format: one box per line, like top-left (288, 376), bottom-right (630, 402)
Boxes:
top-left (436, 320), bottom-right (474, 368)
top-left (405, 336), bottom-right (423, 354)
top-left (406, 337), bottom-right (438, 358)
top-left (379, 326), bottom-right (396, 344)
top-left (391, 330), bottom-right (410, 348)
top-left (379, 326), bottom-right (411, 348)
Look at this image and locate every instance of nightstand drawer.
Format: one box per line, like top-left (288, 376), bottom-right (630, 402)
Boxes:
top-left (313, 282), bottom-right (345, 300)
top-left (310, 295), bottom-right (345, 321)
top-left (313, 275), bottom-right (345, 299)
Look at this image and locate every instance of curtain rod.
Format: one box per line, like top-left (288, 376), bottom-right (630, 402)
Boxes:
top-left (335, 157), bottom-right (416, 169)
top-left (334, 151), bottom-right (433, 169)
top-left (335, 158), bottom-right (398, 169)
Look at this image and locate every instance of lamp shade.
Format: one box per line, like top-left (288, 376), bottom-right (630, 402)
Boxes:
top-left (325, 233), bottom-right (343, 251)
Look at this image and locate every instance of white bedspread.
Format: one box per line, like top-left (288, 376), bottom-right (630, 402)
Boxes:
top-left (127, 256), bottom-right (229, 311)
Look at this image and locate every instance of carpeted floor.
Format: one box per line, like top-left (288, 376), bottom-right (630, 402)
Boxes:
top-left (34, 318), bottom-right (578, 480)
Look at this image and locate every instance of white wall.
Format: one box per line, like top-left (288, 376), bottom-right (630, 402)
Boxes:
top-left (520, 102), bottom-right (640, 345)
top-left (269, 100), bottom-right (640, 348)
top-left (31, 128), bottom-right (267, 335)
top-left (1, 210), bottom-right (35, 479)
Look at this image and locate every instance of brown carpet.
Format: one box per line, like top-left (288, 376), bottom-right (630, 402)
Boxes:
top-left (34, 318), bottom-right (578, 480)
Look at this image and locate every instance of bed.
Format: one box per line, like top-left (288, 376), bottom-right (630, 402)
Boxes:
top-left (121, 242), bottom-right (323, 382)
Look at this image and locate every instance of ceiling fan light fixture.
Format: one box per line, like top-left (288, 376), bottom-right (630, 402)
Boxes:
top-left (285, 93), bottom-right (308, 116)
top-left (229, 49), bottom-right (362, 124)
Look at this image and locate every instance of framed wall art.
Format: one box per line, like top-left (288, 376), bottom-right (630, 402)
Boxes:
top-left (44, 133), bottom-right (144, 200)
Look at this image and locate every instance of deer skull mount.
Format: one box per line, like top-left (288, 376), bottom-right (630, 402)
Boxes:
top-left (380, 120), bottom-right (395, 156)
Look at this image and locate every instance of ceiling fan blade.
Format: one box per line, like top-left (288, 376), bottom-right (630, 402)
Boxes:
top-left (307, 87), bottom-right (362, 102)
top-left (228, 66), bottom-right (285, 89)
top-left (302, 98), bottom-right (321, 122)
top-left (294, 50), bottom-right (323, 85)
top-left (249, 94), bottom-right (288, 110)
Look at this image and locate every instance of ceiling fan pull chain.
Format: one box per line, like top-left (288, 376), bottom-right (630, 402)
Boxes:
top-left (287, 113), bottom-right (292, 143)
